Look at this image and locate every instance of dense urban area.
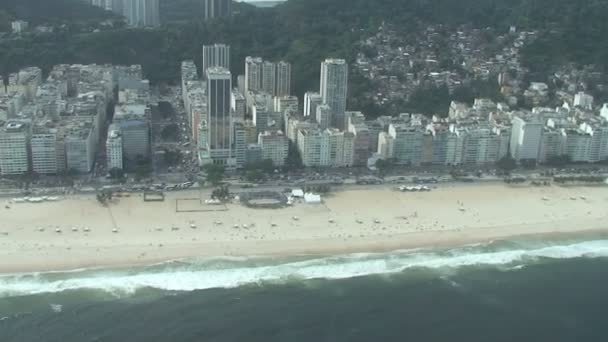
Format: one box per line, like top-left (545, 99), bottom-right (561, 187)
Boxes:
top-left (1, 0), bottom-right (608, 195)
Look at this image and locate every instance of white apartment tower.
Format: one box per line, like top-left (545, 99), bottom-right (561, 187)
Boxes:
top-left (106, 124), bottom-right (124, 170)
top-left (261, 61), bottom-right (277, 95)
top-left (276, 61), bottom-right (291, 96)
top-left (304, 92), bottom-right (323, 117)
top-left (245, 57), bottom-right (263, 93)
top-left (510, 116), bottom-right (543, 161)
top-left (320, 58), bottom-right (348, 130)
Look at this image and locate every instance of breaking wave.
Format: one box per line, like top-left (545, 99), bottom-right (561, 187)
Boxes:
top-left (1, 239), bottom-right (608, 298)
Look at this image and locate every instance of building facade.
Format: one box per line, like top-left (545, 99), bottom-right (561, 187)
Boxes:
top-left (202, 44), bottom-right (230, 78)
top-left (320, 59), bottom-right (348, 130)
top-left (206, 67), bottom-right (233, 165)
top-left (203, 0), bottom-right (232, 20)
top-left (122, 0), bottom-right (160, 27)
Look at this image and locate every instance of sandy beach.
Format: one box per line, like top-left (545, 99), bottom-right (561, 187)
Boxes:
top-left (0, 183), bottom-right (607, 273)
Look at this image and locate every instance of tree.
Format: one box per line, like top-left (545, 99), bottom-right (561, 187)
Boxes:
top-left (211, 185), bottom-right (230, 202)
top-left (163, 149), bottom-right (182, 166)
top-left (134, 156), bottom-right (153, 181)
top-left (284, 141), bottom-right (303, 172)
top-left (109, 167), bottom-right (125, 179)
top-left (375, 158), bottom-right (395, 177)
top-left (161, 124), bottom-right (179, 142)
top-left (203, 164), bottom-right (225, 186)
top-left (496, 153), bottom-right (517, 173)
top-left (245, 169), bottom-right (265, 183)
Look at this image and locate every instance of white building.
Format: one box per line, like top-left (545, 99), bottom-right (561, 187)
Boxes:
top-left (261, 61), bottom-right (276, 95)
top-left (276, 61), bottom-right (292, 96)
top-left (315, 104), bottom-right (332, 130)
top-left (573, 92), bottom-right (594, 110)
top-left (304, 92), bottom-right (322, 117)
top-left (510, 116), bottom-right (543, 161)
top-left (600, 104), bottom-right (608, 121)
top-left (0, 121), bottom-right (30, 175)
top-left (245, 57), bottom-right (263, 93)
top-left (297, 128), bottom-right (354, 167)
top-left (539, 128), bottom-right (566, 163)
top-left (11, 21), bottom-right (29, 34)
top-left (320, 58), bottom-right (348, 130)
top-left (65, 123), bottom-right (96, 173)
top-left (31, 133), bottom-right (64, 175)
top-left (258, 131), bottom-right (289, 167)
top-left (106, 124), bottom-right (123, 170)
top-left (113, 104), bottom-right (150, 161)
top-left (389, 123), bottom-right (424, 166)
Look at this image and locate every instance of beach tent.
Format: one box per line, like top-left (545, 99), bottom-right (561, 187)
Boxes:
top-left (291, 189), bottom-right (304, 198)
top-left (304, 193), bottom-right (322, 204)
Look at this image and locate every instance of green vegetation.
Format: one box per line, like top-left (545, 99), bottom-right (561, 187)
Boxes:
top-left (2, 0), bottom-right (607, 114)
top-left (243, 159), bottom-right (274, 182)
top-left (203, 164), bottom-right (225, 186)
top-left (161, 124), bottom-right (179, 141)
top-left (163, 149), bottom-right (182, 167)
top-left (211, 185), bottom-right (231, 202)
top-left (496, 153), bottom-right (517, 173)
top-left (283, 141), bottom-right (304, 172)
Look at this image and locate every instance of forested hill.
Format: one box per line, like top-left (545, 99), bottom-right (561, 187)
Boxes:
top-left (0, 0), bottom-right (115, 29)
top-left (1, 0), bottom-right (607, 98)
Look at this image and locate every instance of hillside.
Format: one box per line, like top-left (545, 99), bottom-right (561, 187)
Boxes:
top-left (1, 0), bottom-right (607, 111)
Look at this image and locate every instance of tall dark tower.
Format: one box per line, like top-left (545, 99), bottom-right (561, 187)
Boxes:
top-left (203, 0), bottom-right (232, 20)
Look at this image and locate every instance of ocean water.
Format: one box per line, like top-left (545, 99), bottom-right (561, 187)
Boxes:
top-left (1, 235), bottom-right (608, 341)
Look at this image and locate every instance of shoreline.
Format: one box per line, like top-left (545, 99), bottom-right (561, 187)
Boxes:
top-left (1, 183), bottom-right (607, 274)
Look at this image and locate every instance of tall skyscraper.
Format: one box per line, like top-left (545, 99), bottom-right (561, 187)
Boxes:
top-left (276, 61), bottom-right (291, 96)
top-left (202, 44), bottom-right (230, 78)
top-left (245, 56), bottom-right (263, 93)
top-left (122, 0), bottom-right (160, 27)
top-left (261, 61), bottom-right (276, 95)
top-left (320, 58), bottom-right (348, 130)
top-left (206, 67), bottom-right (233, 165)
top-left (203, 0), bottom-right (232, 20)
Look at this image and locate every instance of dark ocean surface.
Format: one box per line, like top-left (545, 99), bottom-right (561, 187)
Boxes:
top-left (1, 236), bottom-right (608, 342)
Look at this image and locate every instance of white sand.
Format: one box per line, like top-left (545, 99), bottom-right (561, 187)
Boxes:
top-left (0, 183), bottom-right (607, 273)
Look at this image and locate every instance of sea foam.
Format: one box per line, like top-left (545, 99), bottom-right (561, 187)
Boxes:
top-left (1, 239), bottom-right (607, 298)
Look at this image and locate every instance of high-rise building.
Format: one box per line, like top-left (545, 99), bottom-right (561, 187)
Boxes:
top-left (276, 61), bottom-right (291, 96)
top-left (31, 133), bottom-right (63, 175)
top-left (203, 0), bottom-right (232, 20)
top-left (297, 128), bottom-right (354, 167)
top-left (510, 116), bottom-right (542, 161)
top-left (304, 92), bottom-right (322, 117)
top-left (106, 124), bottom-right (124, 170)
top-left (113, 104), bottom-right (151, 162)
top-left (316, 104), bottom-right (332, 130)
top-left (245, 57), bottom-right (263, 93)
top-left (122, 0), bottom-right (160, 27)
top-left (202, 44), bottom-right (230, 78)
top-left (261, 61), bottom-right (277, 95)
top-left (320, 58), bottom-right (348, 130)
top-left (0, 121), bottom-right (30, 175)
top-left (206, 67), bottom-right (233, 165)
top-left (258, 131), bottom-right (289, 167)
